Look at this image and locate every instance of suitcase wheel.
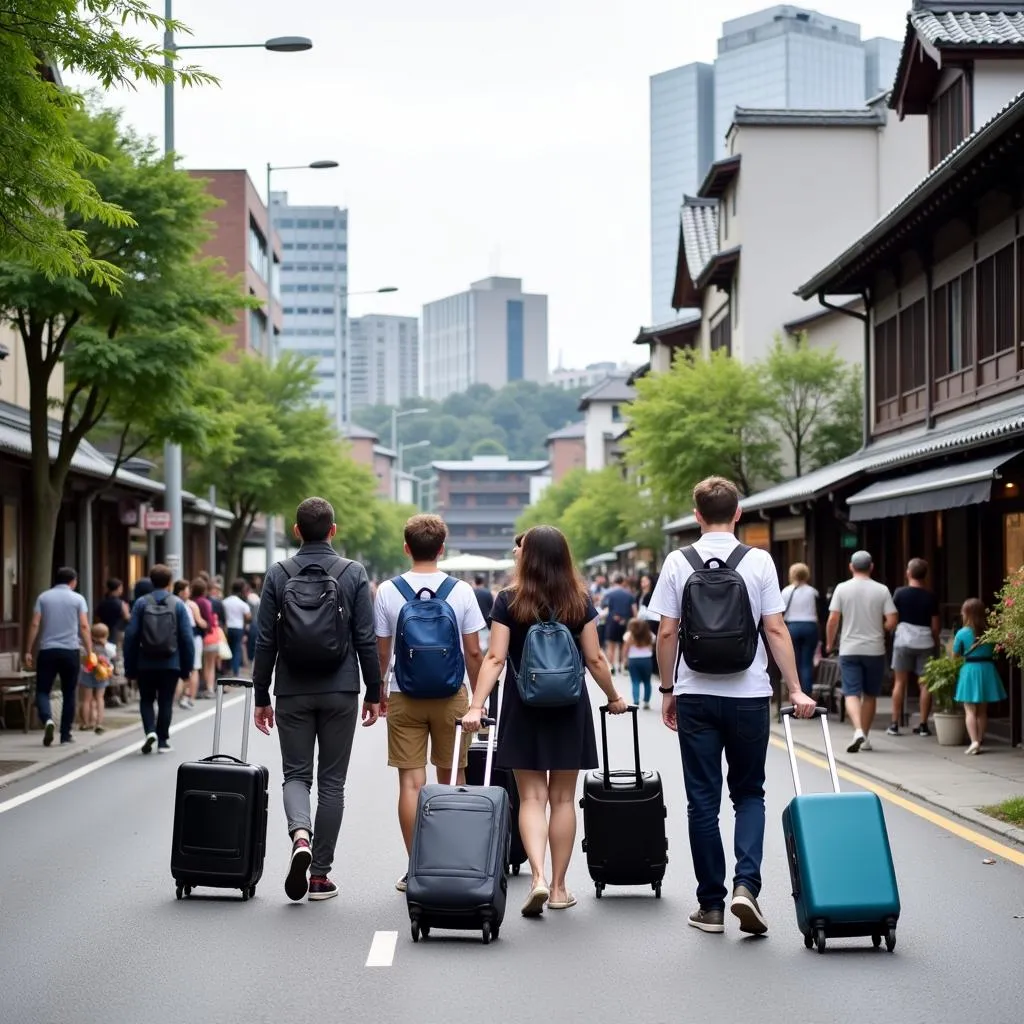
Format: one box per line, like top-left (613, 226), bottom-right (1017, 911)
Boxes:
top-left (814, 927), bottom-right (826, 954)
top-left (411, 916), bottom-right (428, 943)
top-left (595, 883), bottom-right (604, 899)
top-left (481, 922), bottom-right (493, 945)
top-left (511, 862), bottom-right (521, 876)
top-left (174, 884), bottom-right (192, 900)
top-left (872, 933), bottom-right (882, 949)
top-left (885, 926), bottom-right (896, 953)
top-left (653, 882), bottom-right (662, 899)
top-left (248, 886), bottom-right (257, 900)
top-left (804, 933), bottom-right (813, 950)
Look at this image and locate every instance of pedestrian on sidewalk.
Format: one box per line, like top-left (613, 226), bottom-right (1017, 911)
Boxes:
top-left (780, 563), bottom-right (820, 698)
top-left (124, 564), bottom-right (195, 755)
top-left (253, 497), bottom-right (382, 904)
top-left (954, 598), bottom-right (1006, 755)
top-left (374, 513), bottom-right (485, 895)
top-left (649, 477), bottom-right (816, 937)
top-left (173, 579), bottom-right (202, 710)
top-left (889, 558), bottom-right (940, 737)
top-left (825, 551), bottom-right (898, 754)
top-left (601, 573), bottom-right (636, 673)
top-left (222, 579), bottom-right (251, 677)
top-left (79, 622), bottom-right (115, 734)
top-left (463, 525), bottom-right (627, 917)
top-left (623, 617), bottom-right (655, 708)
top-left (24, 566), bottom-right (93, 748)
top-left (190, 578), bottom-right (216, 699)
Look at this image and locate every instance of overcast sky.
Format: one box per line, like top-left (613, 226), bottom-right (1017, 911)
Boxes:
top-left (72, 1), bottom-right (909, 371)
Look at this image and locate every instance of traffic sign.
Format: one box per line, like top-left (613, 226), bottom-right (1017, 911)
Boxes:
top-left (144, 510), bottom-right (172, 531)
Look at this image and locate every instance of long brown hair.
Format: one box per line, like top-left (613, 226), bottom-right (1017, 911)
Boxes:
top-left (627, 617), bottom-right (652, 647)
top-left (507, 525), bottom-right (589, 625)
top-left (961, 598), bottom-right (987, 637)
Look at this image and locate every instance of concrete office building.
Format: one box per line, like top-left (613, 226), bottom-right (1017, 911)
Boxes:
top-left (649, 63), bottom-right (715, 325)
top-left (270, 191), bottom-right (349, 426)
top-left (863, 36), bottom-right (902, 98)
top-left (421, 277), bottom-right (548, 401)
top-left (348, 315), bottom-right (419, 410)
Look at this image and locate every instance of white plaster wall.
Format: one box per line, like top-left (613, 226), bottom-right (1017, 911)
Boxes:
top-left (583, 401), bottom-right (614, 471)
top-left (0, 322), bottom-right (64, 411)
top-left (973, 61), bottom-right (1024, 127)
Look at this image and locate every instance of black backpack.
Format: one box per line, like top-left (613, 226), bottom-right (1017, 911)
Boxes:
top-left (139, 594), bottom-right (179, 658)
top-left (676, 544), bottom-right (759, 676)
top-left (276, 556), bottom-right (353, 670)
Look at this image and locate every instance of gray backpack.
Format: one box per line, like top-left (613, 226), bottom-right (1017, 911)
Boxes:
top-left (514, 619), bottom-right (584, 709)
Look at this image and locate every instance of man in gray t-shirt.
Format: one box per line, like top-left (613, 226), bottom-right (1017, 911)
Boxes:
top-left (826, 551), bottom-right (897, 754)
top-left (25, 566), bottom-right (92, 747)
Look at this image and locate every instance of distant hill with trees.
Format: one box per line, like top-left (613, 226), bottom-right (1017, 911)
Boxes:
top-left (353, 380), bottom-right (587, 462)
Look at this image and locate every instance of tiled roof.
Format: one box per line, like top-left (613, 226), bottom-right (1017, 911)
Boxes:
top-left (343, 424), bottom-right (379, 441)
top-left (732, 108), bottom-right (885, 128)
top-left (578, 374), bottom-right (635, 409)
top-left (680, 197), bottom-right (719, 283)
top-left (912, 9), bottom-right (1024, 47)
top-left (545, 420), bottom-right (586, 442)
top-left (663, 394), bottom-right (1024, 532)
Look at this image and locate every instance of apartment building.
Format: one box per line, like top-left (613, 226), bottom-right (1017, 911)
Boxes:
top-left (348, 315), bottom-right (419, 410)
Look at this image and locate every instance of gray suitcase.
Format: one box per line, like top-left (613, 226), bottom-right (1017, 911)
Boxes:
top-left (406, 716), bottom-right (509, 945)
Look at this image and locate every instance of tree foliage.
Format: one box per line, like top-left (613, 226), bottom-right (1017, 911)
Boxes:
top-left (359, 501), bottom-right (419, 579)
top-left (764, 333), bottom-right (862, 475)
top-left (354, 380), bottom-right (587, 462)
top-left (187, 354), bottom-right (380, 582)
top-left (0, 1), bottom-right (214, 285)
top-left (626, 349), bottom-right (781, 509)
top-left (0, 104), bottom-right (243, 611)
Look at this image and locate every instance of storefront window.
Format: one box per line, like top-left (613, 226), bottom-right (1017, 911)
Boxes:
top-left (740, 523), bottom-right (770, 551)
top-left (2, 499), bottom-right (18, 622)
top-left (1004, 513), bottom-right (1024, 576)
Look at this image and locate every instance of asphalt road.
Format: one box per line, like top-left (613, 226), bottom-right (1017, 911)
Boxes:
top-left (2, 685), bottom-right (1022, 1024)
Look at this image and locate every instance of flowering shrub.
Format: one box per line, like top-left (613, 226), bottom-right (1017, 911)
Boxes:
top-left (982, 565), bottom-right (1024, 664)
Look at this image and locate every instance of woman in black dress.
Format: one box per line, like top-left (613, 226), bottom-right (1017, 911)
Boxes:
top-left (463, 526), bottom-right (627, 916)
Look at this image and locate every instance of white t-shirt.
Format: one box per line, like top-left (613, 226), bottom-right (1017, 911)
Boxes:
top-left (648, 533), bottom-right (784, 698)
top-left (374, 572), bottom-right (486, 689)
top-left (781, 583), bottom-right (819, 624)
top-left (222, 595), bottom-right (250, 630)
top-left (829, 577), bottom-right (896, 657)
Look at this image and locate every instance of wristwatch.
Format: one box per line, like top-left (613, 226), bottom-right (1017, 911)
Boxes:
top-left (658, 685), bottom-right (674, 694)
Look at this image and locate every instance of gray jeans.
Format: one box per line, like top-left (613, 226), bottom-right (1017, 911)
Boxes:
top-left (276, 691), bottom-right (359, 876)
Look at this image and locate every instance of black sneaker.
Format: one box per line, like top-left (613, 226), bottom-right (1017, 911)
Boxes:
top-left (285, 838), bottom-right (312, 902)
top-left (914, 723), bottom-right (931, 737)
top-left (688, 907), bottom-right (725, 933)
top-left (308, 876), bottom-right (338, 901)
top-left (886, 723), bottom-right (900, 737)
top-left (43, 720), bottom-right (55, 747)
top-left (60, 735), bottom-right (75, 745)
top-left (141, 732), bottom-right (157, 755)
top-left (730, 885), bottom-right (768, 935)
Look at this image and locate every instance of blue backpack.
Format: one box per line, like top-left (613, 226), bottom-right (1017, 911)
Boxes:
top-left (515, 618), bottom-right (585, 709)
top-left (392, 576), bottom-right (466, 699)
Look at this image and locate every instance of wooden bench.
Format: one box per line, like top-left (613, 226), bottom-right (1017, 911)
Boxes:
top-left (0, 651), bottom-right (35, 732)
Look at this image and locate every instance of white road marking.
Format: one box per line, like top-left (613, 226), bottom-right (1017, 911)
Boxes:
top-left (365, 930), bottom-right (398, 967)
top-left (0, 694), bottom-right (247, 816)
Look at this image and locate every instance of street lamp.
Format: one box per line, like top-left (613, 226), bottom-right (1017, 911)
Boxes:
top-left (161, 0), bottom-right (313, 581)
top-left (398, 440), bottom-right (430, 505)
top-left (263, 159), bottom-right (339, 571)
top-left (337, 286), bottom-right (400, 430)
top-left (391, 408), bottom-right (428, 500)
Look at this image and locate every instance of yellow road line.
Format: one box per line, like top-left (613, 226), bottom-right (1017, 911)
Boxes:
top-left (768, 737), bottom-right (1024, 868)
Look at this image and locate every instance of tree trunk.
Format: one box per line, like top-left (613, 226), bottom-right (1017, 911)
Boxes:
top-left (224, 518), bottom-right (247, 585)
top-left (25, 477), bottom-right (62, 637)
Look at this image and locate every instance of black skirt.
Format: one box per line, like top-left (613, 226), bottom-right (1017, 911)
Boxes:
top-left (495, 668), bottom-right (599, 772)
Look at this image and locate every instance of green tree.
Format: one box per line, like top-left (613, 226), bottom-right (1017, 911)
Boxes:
top-left (471, 438), bottom-right (506, 456)
top-left (0, 105), bottom-right (243, 611)
top-left (188, 354), bottom-right (378, 581)
top-left (516, 469), bottom-right (589, 533)
top-left (0, 1), bottom-right (213, 284)
top-left (763, 333), bottom-right (861, 476)
top-left (805, 365), bottom-right (864, 468)
top-left (559, 468), bottom-right (642, 561)
top-left (359, 501), bottom-right (419, 577)
top-left (626, 349), bottom-right (780, 508)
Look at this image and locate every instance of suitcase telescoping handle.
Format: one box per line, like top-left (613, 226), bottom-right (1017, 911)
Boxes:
top-left (453, 717), bottom-right (496, 786)
top-left (599, 704), bottom-right (643, 790)
top-left (780, 705), bottom-right (840, 796)
top-left (212, 677), bottom-right (255, 763)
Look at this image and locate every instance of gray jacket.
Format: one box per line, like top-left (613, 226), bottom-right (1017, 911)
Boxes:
top-left (252, 542), bottom-right (382, 707)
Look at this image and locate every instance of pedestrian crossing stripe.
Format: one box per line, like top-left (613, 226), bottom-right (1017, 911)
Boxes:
top-left (769, 737), bottom-right (1024, 869)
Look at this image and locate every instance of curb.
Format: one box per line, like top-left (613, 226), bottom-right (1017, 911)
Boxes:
top-left (773, 726), bottom-right (1024, 849)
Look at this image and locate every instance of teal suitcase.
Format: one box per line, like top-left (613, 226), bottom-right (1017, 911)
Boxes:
top-left (780, 707), bottom-right (900, 954)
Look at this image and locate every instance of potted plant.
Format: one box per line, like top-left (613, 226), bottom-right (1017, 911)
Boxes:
top-left (920, 650), bottom-right (967, 747)
top-left (983, 565), bottom-right (1024, 664)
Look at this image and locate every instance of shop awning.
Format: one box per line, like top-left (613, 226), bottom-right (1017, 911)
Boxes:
top-left (846, 451), bottom-right (1021, 522)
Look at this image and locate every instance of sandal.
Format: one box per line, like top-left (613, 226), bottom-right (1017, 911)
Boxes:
top-left (521, 885), bottom-right (550, 916)
top-left (547, 893), bottom-right (577, 910)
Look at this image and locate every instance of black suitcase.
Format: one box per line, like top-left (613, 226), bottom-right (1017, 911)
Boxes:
top-left (171, 677), bottom-right (268, 902)
top-left (407, 716), bottom-right (509, 945)
top-left (580, 705), bottom-right (668, 898)
top-left (464, 682), bottom-right (527, 876)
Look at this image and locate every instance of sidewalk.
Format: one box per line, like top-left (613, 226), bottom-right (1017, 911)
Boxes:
top-left (775, 698), bottom-right (1024, 847)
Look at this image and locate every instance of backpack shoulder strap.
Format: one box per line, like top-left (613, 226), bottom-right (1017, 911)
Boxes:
top-left (681, 546), bottom-right (704, 573)
top-left (391, 575), bottom-right (417, 604)
top-left (280, 557), bottom-right (301, 580)
top-left (725, 544), bottom-right (752, 570)
top-left (143, 593), bottom-right (157, 607)
top-left (329, 556), bottom-right (354, 583)
top-left (435, 576), bottom-right (458, 603)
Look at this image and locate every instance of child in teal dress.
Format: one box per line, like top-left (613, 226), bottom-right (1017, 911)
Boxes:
top-left (953, 598), bottom-right (1007, 755)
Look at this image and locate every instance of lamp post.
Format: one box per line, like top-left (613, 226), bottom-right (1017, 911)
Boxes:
top-left (162, 1), bottom-right (313, 580)
top-left (336, 286), bottom-right (398, 430)
top-left (390, 408), bottom-right (428, 500)
top-left (398, 440), bottom-right (430, 505)
top-left (406, 463), bottom-right (435, 509)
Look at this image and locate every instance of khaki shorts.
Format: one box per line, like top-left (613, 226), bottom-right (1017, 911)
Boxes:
top-left (387, 688), bottom-right (470, 771)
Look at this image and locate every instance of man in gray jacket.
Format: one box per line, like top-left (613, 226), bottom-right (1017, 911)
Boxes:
top-left (253, 496), bottom-right (382, 903)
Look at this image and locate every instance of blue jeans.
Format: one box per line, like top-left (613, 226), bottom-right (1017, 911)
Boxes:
top-left (35, 648), bottom-right (80, 741)
top-left (676, 694), bottom-right (770, 911)
top-left (628, 656), bottom-right (653, 704)
top-left (787, 621), bottom-right (818, 697)
top-left (227, 627), bottom-right (245, 675)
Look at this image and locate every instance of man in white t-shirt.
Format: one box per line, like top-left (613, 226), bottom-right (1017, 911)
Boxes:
top-left (649, 477), bottom-right (815, 938)
top-left (374, 513), bottom-right (485, 893)
top-left (222, 579), bottom-right (252, 676)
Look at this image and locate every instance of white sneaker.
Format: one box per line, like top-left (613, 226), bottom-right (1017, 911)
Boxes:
top-left (860, 737), bottom-right (873, 752)
top-left (965, 741), bottom-right (980, 755)
top-left (847, 729), bottom-right (865, 753)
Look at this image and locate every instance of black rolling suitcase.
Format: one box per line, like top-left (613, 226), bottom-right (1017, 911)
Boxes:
top-left (171, 677), bottom-right (268, 902)
top-left (464, 680), bottom-right (527, 876)
top-left (407, 716), bottom-right (509, 945)
top-left (580, 705), bottom-right (668, 898)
